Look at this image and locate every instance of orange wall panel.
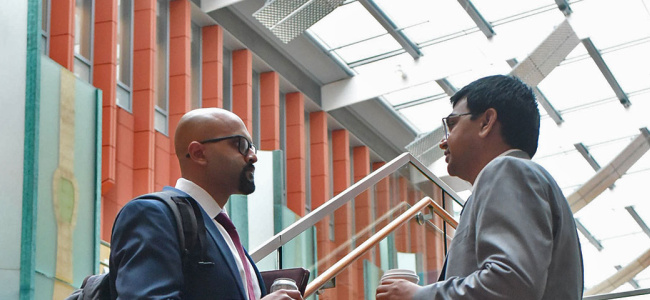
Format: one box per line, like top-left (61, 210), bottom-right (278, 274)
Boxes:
top-left (155, 132), bottom-right (171, 190)
top-left (131, 0), bottom-right (156, 198)
top-left (168, 0), bottom-right (192, 184)
top-left (202, 25), bottom-right (223, 108)
top-left (260, 72), bottom-right (280, 150)
top-left (395, 177), bottom-right (410, 252)
top-left (92, 0), bottom-right (117, 195)
top-left (353, 146), bottom-right (371, 244)
top-left (373, 161), bottom-right (389, 264)
top-left (102, 108), bottom-right (135, 241)
top-left (309, 111), bottom-right (332, 283)
top-left (232, 49), bottom-right (253, 133)
top-left (285, 92), bottom-right (306, 216)
top-left (331, 129), bottom-right (355, 300)
top-left (353, 146), bottom-right (371, 300)
top-left (49, 0), bottom-right (74, 69)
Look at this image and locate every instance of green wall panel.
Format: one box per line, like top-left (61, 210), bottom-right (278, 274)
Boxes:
top-left (33, 57), bottom-right (101, 297)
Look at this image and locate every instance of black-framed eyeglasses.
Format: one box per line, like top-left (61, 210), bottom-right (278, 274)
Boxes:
top-left (185, 135), bottom-right (257, 158)
top-left (442, 112), bottom-right (472, 139)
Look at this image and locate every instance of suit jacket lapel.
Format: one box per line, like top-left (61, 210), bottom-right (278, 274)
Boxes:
top-left (439, 195), bottom-right (473, 281)
top-left (162, 186), bottom-right (252, 298)
top-left (245, 250), bottom-right (267, 296)
top-left (201, 206), bottom-right (248, 298)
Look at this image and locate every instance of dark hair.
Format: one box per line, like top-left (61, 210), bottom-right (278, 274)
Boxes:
top-left (450, 75), bottom-right (540, 157)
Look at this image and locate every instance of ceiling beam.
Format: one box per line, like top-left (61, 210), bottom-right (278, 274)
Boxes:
top-left (575, 219), bottom-right (604, 251)
top-left (555, 0), bottom-right (573, 16)
top-left (207, 7), bottom-right (323, 104)
top-left (614, 265), bottom-right (641, 289)
top-left (509, 19), bottom-right (580, 87)
top-left (574, 142), bottom-right (601, 170)
top-left (329, 100), bottom-right (417, 162)
top-left (585, 247), bottom-right (650, 296)
top-left (304, 32), bottom-right (356, 77)
top-left (200, 0), bottom-right (246, 12)
top-left (358, 0), bottom-right (422, 59)
top-left (507, 58), bottom-right (564, 125)
top-left (574, 142), bottom-right (614, 189)
top-left (569, 128), bottom-right (650, 213)
top-left (393, 93), bottom-right (447, 110)
top-left (626, 206), bottom-right (650, 239)
top-left (456, 0), bottom-right (495, 39)
top-left (405, 127), bottom-right (446, 170)
top-left (582, 38), bottom-right (631, 108)
top-left (435, 78), bottom-right (458, 96)
top-left (321, 49), bottom-right (484, 111)
top-left (322, 19), bottom-right (577, 112)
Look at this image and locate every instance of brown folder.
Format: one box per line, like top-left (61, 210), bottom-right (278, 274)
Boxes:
top-left (260, 267), bottom-right (310, 296)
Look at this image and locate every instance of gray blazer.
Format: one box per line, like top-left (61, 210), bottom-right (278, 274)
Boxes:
top-left (415, 150), bottom-right (583, 299)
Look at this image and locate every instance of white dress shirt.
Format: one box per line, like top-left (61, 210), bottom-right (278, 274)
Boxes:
top-left (175, 178), bottom-right (262, 300)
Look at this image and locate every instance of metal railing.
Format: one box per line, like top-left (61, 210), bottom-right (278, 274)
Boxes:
top-left (304, 196), bottom-right (458, 297)
top-left (250, 152), bottom-right (464, 262)
top-left (583, 288), bottom-right (650, 300)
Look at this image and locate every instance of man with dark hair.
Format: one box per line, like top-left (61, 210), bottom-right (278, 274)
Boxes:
top-left (109, 108), bottom-right (302, 299)
top-left (376, 75), bottom-right (583, 299)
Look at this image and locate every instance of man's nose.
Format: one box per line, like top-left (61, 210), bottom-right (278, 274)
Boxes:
top-left (439, 138), bottom-right (448, 150)
top-left (247, 149), bottom-right (258, 163)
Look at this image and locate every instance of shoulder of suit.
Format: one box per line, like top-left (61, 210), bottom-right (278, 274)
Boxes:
top-left (484, 154), bottom-right (546, 176)
top-left (120, 195), bottom-right (174, 216)
top-left (491, 154), bottom-right (532, 166)
top-left (486, 155), bottom-right (557, 185)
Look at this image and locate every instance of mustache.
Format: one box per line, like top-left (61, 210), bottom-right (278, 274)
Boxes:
top-left (244, 162), bottom-right (255, 172)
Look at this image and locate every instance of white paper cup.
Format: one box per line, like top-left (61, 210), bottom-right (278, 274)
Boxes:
top-left (380, 269), bottom-right (419, 284)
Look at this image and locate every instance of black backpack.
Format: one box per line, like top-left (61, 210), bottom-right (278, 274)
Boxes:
top-left (66, 191), bottom-right (208, 300)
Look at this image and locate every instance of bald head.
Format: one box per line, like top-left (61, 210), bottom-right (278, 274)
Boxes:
top-left (174, 108), bottom-right (257, 206)
top-left (174, 108), bottom-right (247, 159)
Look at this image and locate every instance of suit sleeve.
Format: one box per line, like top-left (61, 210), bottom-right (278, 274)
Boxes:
top-left (415, 158), bottom-right (554, 299)
top-left (110, 199), bottom-right (185, 299)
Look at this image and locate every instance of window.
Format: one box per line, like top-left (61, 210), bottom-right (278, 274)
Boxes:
top-left (223, 49), bottom-right (232, 111)
top-left (41, 0), bottom-right (50, 55)
top-left (74, 0), bottom-right (93, 82)
top-left (116, 0), bottom-right (133, 111)
top-left (154, 0), bottom-right (169, 134)
top-left (252, 71), bottom-right (260, 147)
top-left (191, 22), bottom-right (202, 109)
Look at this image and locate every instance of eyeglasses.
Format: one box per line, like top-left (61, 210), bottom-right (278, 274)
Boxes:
top-left (441, 112), bottom-right (472, 139)
top-left (186, 135), bottom-right (257, 158)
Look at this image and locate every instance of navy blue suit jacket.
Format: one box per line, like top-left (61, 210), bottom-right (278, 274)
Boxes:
top-left (109, 187), bottom-right (266, 299)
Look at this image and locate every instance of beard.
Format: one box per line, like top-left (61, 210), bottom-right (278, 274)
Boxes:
top-left (238, 162), bottom-right (256, 195)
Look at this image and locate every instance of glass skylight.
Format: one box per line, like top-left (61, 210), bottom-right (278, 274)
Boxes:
top-left (310, 0), bottom-right (650, 293)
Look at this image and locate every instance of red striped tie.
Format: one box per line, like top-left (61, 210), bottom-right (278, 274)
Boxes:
top-left (215, 212), bottom-right (257, 300)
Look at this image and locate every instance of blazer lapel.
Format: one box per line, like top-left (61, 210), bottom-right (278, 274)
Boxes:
top-left (201, 207), bottom-right (248, 298)
top-left (245, 250), bottom-right (266, 296)
top-left (161, 186), bottom-right (249, 298)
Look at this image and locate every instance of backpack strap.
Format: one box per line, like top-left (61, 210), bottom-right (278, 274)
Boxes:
top-left (134, 190), bottom-right (212, 271)
top-left (183, 196), bottom-right (212, 265)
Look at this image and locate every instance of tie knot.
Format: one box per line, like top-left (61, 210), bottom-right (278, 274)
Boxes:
top-left (215, 212), bottom-right (236, 231)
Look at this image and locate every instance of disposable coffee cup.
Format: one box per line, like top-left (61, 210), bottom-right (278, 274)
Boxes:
top-left (380, 269), bottom-right (419, 284)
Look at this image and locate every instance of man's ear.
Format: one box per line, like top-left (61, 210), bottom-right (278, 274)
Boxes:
top-left (478, 108), bottom-right (498, 138)
top-left (187, 141), bottom-right (207, 164)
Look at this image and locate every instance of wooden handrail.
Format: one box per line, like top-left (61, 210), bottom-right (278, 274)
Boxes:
top-left (304, 196), bottom-right (458, 297)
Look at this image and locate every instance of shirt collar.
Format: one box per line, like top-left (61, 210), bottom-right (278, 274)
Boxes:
top-left (175, 178), bottom-right (223, 219)
top-left (472, 149), bottom-right (530, 188)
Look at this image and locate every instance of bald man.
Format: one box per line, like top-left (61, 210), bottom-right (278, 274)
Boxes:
top-left (109, 108), bottom-right (302, 300)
